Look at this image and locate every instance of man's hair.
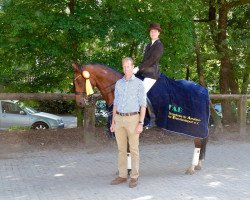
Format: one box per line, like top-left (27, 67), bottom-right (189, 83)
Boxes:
top-left (122, 57), bottom-right (134, 65)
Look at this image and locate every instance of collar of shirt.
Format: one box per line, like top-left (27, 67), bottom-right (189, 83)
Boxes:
top-left (151, 40), bottom-right (156, 46)
top-left (122, 74), bottom-right (135, 82)
top-left (151, 39), bottom-right (158, 46)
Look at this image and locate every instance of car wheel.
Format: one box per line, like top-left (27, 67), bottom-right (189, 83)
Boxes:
top-left (32, 122), bottom-right (49, 130)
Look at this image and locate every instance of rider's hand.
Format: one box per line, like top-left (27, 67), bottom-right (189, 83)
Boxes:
top-left (133, 67), bottom-right (139, 74)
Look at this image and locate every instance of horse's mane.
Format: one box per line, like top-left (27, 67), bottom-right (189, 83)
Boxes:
top-left (84, 63), bottom-right (122, 76)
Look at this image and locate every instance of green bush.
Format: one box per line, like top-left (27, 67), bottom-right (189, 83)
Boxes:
top-left (36, 100), bottom-right (76, 114)
top-left (23, 100), bottom-right (76, 115)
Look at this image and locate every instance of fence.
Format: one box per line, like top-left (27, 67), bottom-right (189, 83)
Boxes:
top-left (0, 93), bottom-right (249, 134)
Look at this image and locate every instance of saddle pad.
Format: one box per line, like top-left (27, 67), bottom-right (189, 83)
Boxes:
top-left (148, 74), bottom-right (209, 138)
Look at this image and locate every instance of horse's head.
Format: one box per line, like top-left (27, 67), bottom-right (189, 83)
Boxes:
top-left (72, 63), bottom-right (89, 107)
top-left (73, 62), bottom-right (123, 107)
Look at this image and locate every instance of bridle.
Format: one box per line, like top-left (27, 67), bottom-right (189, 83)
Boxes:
top-left (74, 73), bottom-right (86, 96)
top-left (74, 65), bottom-right (88, 96)
top-left (74, 75), bottom-right (82, 81)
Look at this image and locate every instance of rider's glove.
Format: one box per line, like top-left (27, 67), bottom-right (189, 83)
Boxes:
top-left (133, 67), bottom-right (139, 74)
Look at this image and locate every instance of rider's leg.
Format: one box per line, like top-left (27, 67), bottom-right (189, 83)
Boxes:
top-left (143, 78), bottom-right (157, 127)
top-left (146, 97), bottom-right (156, 127)
top-left (143, 78), bottom-right (156, 94)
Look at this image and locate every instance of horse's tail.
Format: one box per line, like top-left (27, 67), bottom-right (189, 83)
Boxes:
top-left (200, 137), bottom-right (208, 160)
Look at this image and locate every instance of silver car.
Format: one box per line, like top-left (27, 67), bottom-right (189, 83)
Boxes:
top-left (0, 100), bottom-right (64, 130)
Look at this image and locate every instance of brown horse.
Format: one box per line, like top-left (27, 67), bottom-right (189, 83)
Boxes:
top-left (72, 63), bottom-right (207, 175)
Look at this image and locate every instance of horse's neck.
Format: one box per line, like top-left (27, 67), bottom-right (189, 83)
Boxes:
top-left (89, 64), bottom-right (122, 106)
top-left (98, 86), bottom-right (115, 106)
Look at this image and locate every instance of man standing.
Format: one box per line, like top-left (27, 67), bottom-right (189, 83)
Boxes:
top-left (110, 57), bottom-right (147, 188)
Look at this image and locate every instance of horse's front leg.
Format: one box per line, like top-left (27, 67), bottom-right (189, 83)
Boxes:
top-left (185, 138), bottom-right (207, 175)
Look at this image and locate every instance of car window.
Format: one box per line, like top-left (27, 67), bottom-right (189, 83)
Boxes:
top-left (23, 106), bottom-right (38, 114)
top-left (2, 102), bottom-right (22, 114)
top-left (17, 102), bottom-right (38, 114)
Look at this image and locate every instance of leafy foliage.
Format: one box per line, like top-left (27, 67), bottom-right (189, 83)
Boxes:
top-left (0, 0), bottom-right (249, 95)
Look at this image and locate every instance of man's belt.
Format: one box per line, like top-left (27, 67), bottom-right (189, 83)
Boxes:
top-left (116, 111), bottom-right (139, 116)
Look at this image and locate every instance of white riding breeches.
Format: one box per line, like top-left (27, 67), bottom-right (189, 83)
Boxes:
top-left (143, 78), bottom-right (156, 94)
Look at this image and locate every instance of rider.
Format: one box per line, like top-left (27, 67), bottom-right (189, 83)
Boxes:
top-left (134, 23), bottom-right (164, 126)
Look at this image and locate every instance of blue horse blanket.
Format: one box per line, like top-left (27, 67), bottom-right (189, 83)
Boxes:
top-left (146, 74), bottom-right (209, 138)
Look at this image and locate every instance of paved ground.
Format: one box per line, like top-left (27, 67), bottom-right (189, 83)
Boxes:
top-left (0, 134), bottom-right (250, 200)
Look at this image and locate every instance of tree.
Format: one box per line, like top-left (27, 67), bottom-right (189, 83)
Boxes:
top-left (1, 0), bottom-right (249, 126)
top-left (192, 0), bottom-right (250, 124)
top-left (1, 0), bottom-right (197, 91)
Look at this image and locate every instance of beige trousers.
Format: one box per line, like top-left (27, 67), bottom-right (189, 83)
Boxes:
top-left (114, 114), bottom-right (140, 179)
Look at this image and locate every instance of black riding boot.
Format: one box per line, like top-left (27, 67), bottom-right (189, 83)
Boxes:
top-left (147, 98), bottom-right (156, 127)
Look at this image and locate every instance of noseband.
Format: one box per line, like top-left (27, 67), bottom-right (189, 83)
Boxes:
top-left (74, 75), bottom-right (82, 81)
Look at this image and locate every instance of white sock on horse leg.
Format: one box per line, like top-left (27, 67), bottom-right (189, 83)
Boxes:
top-left (127, 153), bottom-right (131, 170)
top-left (143, 78), bottom-right (156, 93)
top-left (192, 148), bottom-right (201, 166)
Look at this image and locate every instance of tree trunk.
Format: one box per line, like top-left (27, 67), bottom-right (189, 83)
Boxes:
top-left (76, 106), bottom-right (84, 127)
top-left (83, 103), bottom-right (97, 144)
top-left (209, 1), bottom-right (240, 124)
top-left (219, 57), bottom-right (238, 123)
top-left (185, 66), bottom-right (190, 80)
top-left (67, 0), bottom-right (84, 128)
top-left (195, 42), bottom-right (205, 86)
top-left (218, 3), bottom-right (239, 123)
top-left (194, 38), bottom-right (223, 133)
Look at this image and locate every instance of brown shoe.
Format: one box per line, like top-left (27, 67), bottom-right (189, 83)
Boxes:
top-left (110, 177), bottom-right (127, 185)
top-left (129, 178), bottom-right (138, 188)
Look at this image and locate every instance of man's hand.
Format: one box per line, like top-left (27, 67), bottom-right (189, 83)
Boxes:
top-left (136, 124), bottom-right (143, 134)
top-left (133, 67), bottom-right (139, 74)
top-left (110, 121), bottom-right (115, 133)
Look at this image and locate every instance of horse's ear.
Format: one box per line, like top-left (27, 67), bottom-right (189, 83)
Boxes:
top-left (72, 63), bottom-right (81, 72)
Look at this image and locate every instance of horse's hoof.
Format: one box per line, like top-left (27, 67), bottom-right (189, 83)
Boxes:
top-left (185, 167), bottom-right (195, 175)
top-left (195, 165), bottom-right (202, 170)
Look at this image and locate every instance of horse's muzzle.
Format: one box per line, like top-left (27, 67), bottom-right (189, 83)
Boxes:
top-left (75, 92), bottom-right (89, 107)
